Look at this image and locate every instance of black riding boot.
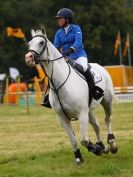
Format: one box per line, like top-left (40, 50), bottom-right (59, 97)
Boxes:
top-left (41, 94), bottom-right (51, 108)
top-left (84, 68), bottom-right (104, 100)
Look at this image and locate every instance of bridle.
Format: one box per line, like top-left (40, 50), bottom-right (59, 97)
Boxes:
top-left (28, 35), bottom-right (63, 64)
top-left (28, 35), bottom-right (48, 64)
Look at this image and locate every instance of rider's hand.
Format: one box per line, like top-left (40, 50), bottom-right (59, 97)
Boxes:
top-left (63, 48), bottom-right (75, 57)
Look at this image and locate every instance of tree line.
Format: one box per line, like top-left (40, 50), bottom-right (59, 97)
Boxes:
top-left (0, 0), bottom-right (132, 80)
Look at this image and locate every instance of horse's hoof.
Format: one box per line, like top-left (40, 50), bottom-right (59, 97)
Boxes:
top-left (103, 145), bottom-right (110, 154)
top-left (81, 140), bottom-right (89, 148)
top-left (93, 143), bottom-right (103, 156)
top-left (87, 141), bottom-right (103, 156)
top-left (75, 158), bottom-right (84, 165)
top-left (95, 149), bottom-right (103, 156)
top-left (95, 151), bottom-right (103, 156)
top-left (110, 142), bottom-right (118, 154)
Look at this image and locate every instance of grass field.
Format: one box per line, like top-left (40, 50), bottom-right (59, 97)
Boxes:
top-left (0, 102), bottom-right (133, 177)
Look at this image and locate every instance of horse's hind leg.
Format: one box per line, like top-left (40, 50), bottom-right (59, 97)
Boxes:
top-left (101, 99), bottom-right (118, 154)
top-left (58, 115), bottom-right (84, 164)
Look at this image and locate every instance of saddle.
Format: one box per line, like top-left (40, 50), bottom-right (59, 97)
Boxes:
top-left (67, 60), bottom-right (104, 103)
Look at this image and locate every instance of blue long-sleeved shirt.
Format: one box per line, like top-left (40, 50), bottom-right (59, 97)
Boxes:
top-left (54, 24), bottom-right (87, 59)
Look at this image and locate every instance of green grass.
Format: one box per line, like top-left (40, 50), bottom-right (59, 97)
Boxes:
top-left (0, 102), bottom-right (133, 177)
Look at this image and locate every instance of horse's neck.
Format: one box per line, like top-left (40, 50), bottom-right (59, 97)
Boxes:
top-left (43, 40), bottom-right (70, 88)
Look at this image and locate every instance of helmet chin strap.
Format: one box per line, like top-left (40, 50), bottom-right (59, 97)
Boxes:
top-left (62, 19), bottom-right (70, 28)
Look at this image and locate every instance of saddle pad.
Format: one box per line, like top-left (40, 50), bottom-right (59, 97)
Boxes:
top-left (90, 69), bottom-right (102, 84)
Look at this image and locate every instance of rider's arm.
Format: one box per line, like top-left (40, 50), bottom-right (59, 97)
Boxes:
top-left (70, 25), bottom-right (83, 51)
top-left (54, 31), bottom-right (61, 49)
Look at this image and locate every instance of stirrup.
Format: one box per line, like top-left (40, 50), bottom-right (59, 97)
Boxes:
top-left (41, 94), bottom-right (51, 108)
top-left (41, 102), bottom-right (51, 108)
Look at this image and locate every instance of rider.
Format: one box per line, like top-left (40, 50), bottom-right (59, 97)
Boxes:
top-left (41, 8), bottom-right (104, 107)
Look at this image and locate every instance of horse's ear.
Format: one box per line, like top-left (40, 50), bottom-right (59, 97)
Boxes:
top-left (31, 29), bottom-right (36, 37)
top-left (41, 26), bottom-right (47, 37)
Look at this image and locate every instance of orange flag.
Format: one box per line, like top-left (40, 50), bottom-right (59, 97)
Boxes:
top-left (123, 33), bottom-right (130, 57)
top-left (35, 64), bottom-right (45, 80)
top-left (6, 27), bottom-right (13, 37)
top-left (35, 64), bottom-right (49, 92)
top-left (114, 31), bottom-right (121, 56)
top-left (6, 27), bottom-right (25, 38)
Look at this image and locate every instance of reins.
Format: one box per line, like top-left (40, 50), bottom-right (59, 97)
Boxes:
top-left (40, 56), bottom-right (64, 62)
top-left (45, 56), bottom-right (75, 121)
top-left (48, 61), bottom-right (71, 92)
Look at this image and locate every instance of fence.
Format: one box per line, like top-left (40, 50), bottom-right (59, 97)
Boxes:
top-left (2, 91), bottom-right (44, 105)
top-left (1, 86), bottom-right (133, 106)
top-left (104, 65), bottom-right (133, 87)
top-left (114, 86), bottom-right (133, 102)
top-left (0, 91), bottom-right (45, 115)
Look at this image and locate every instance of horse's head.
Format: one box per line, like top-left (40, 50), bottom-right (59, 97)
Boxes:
top-left (25, 26), bottom-right (48, 67)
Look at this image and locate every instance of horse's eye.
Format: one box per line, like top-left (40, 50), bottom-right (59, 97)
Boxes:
top-left (40, 41), bottom-right (44, 45)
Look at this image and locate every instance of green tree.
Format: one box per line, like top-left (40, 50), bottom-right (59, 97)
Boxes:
top-left (0, 0), bottom-right (132, 80)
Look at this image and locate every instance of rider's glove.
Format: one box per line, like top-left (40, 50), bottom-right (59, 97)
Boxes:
top-left (63, 47), bottom-right (75, 57)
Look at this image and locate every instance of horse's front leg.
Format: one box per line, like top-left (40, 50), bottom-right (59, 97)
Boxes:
top-left (89, 111), bottom-right (110, 154)
top-left (79, 111), bottom-right (89, 146)
top-left (101, 99), bottom-right (118, 154)
top-left (79, 110), bottom-right (106, 156)
top-left (58, 115), bottom-right (84, 164)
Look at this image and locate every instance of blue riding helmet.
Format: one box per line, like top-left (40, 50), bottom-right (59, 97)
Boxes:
top-left (55, 8), bottom-right (74, 23)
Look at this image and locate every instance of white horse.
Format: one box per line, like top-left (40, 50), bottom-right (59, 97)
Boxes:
top-left (25, 27), bottom-right (118, 164)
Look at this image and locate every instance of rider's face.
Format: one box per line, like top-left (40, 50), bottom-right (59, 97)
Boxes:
top-left (57, 17), bottom-right (68, 27)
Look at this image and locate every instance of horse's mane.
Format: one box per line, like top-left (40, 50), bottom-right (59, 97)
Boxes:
top-left (35, 30), bottom-right (45, 36)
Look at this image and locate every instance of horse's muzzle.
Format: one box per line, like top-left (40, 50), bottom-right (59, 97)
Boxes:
top-left (25, 52), bottom-right (36, 67)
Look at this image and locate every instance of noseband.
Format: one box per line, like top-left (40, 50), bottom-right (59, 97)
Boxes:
top-left (28, 35), bottom-right (47, 64)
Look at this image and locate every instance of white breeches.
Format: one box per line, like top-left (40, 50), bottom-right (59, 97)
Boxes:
top-left (74, 57), bottom-right (88, 72)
